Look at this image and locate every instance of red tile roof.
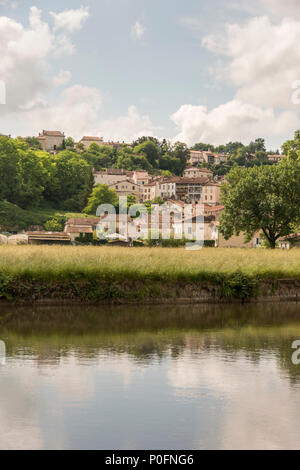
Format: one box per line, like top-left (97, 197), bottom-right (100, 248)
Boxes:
top-left (81, 136), bottom-right (103, 142)
top-left (39, 130), bottom-right (64, 137)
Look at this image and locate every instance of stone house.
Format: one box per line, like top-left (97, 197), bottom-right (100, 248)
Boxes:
top-left (188, 150), bottom-right (205, 165)
top-left (184, 166), bottom-right (213, 180)
top-left (37, 130), bottom-right (65, 152)
top-left (175, 178), bottom-right (208, 203)
top-left (157, 178), bottom-right (177, 199)
top-left (64, 217), bottom-right (101, 241)
top-left (79, 136), bottom-right (104, 150)
top-left (132, 171), bottom-right (150, 186)
top-left (142, 182), bottom-right (160, 201)
top-left (109, 179), bottom-right (140, 201)
top-left (94, 169), bottom-right (130, 186)
top-left (200, 182), bottom-right (222, 205)
top-left (268, 154), bottom-right (282, 164)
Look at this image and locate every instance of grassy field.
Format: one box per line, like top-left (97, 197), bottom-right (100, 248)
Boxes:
top-left (0, 201), bottom-right (93, 231)
top-left (0, 245), bottom-right (299, 302)
top-left (0, 245), bottom-right (299, 281)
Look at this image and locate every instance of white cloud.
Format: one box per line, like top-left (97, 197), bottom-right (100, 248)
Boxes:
top-left (172, 12), bottom-right (300, 146)
top-left (171, 100), bottom-right (300, 146)
top-left (0, 6), bottom-right (86, 114)
top-left (168, 351), bottom-right (300, 450)
top-left (130, 20), bottom-right (145, 40)
top-left (99, 105), bottom-right (156, 142)
top-left (0, 6), bottom-right (155, 142)
top-left (52, 69), bottom-right (72, 87)
top-left (203, 16), bottom-right (300, 109)
top-left (50, 6), bottom-right (90, 32)
top-left (258, 0), bottom-right (300, 18)
top-left (16, 85), bottom-right (102, 140)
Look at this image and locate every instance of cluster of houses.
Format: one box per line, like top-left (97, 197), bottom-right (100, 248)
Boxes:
top-left (188, 149), bottom-right (282, 165)
top-left (37, 131), bottom-right (131, 153)
top-left (93, 167), bottom-right (222, 205)
top-left (0, 130), bottom-right (288, 248)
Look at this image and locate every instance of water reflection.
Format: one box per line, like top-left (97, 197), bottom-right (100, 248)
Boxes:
top-left (0, 303), bottom-right (300, 449)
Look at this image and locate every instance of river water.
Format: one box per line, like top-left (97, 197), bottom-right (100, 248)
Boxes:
top-left (0, 302), bottom-right (300, 450)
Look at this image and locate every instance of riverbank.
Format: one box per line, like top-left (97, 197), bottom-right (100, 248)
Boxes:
top-left (1, 246), bottom-right (300, 304)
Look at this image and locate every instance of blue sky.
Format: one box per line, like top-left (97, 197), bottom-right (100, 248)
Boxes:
top-left (1, 0), bottom-right (300, 148)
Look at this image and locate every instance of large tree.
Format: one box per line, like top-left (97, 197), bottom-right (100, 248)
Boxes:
top-left (84, 184), bottom-right (119, 215)
top-left (219, 159), bottom-right (300, 248)
top-left (134, 140), bottom-right (160, 167)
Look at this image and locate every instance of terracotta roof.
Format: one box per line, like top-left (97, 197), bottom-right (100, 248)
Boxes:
top-left (185, 167), bottom-right (213, 173)
top-left (203, 182), bottom-right (221, 187)
top-left (66, 227), bottom-right (93, 234)
top-left (66, 217), bottom-right (101, 226)
top-left (176, 178), bottom-right (209, 184)
top-left (39, 130), bottom-right (64, 137)
top-left (81, 136), bottom-right (103, 142)
top-left (27, 232), bottom-right (71, 240)
top-left (204, 205), bottom-right (224, 212)
top-left (109, 179), bottom-right (137, 187)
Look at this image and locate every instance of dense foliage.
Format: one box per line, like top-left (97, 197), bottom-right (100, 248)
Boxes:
top-left (0, 136), bottom-right (93, 213)
top-left (219, 158), bottom-right (300, 248)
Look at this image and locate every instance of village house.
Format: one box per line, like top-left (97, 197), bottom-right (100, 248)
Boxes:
top-left (200, 182), bottom-right (222, 205)
top-left (157, 178), bottom-right (177, 199)
top-left (184, 166), bottom-right (213, 180)
top-left (213, 226), bottom-right (263, 248)
top-left (93, 169), bottom-right (130, 186)
top-left (109, 179), bottom-right (140, 201)
top-left (132, 170), bottom-right (150, 186)
top-left (101, 141), bottom-right (131, 150)
top-left (79, 136), bottom-right (104, 150)
top-left (175, 178), bottom-right (208, 203)
top-left (268, 154), bottom-right (282, 164)
top-left (142, 182), bottom-right (159, 201)
top-left (64, 217), bottom-right (101, 241)
top-left (37, 130), bottom-right (65, 152)
top-left (97, 214), bottom-right (134, 239)
top-left (188, 150), bottom-right (204, 165)
top-left (278, 233), bottom-right (300, 249)
top-left (203, 204), bottom-right (224, 220)
top-left (173, 214), bottom-right (216, 243)
top-left (27, 232), bottom-right (71, 245)
top-left (188, 150), bottom-right (227, 166)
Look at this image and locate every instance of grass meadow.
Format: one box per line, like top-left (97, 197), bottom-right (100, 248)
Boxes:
top-left (0, 245), bottom-right (299, 282)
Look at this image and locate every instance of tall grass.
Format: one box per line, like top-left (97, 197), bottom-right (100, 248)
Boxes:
top-left (0, 246), bottom-right (299, 281)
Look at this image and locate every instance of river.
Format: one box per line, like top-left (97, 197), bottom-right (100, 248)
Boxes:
top-left (0, 302), bottom-right (300, 450)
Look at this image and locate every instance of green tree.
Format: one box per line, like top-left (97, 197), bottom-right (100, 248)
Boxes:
top-left (134, 140), bottom-right (160, 167)
top-left (191, 143), bottom-right (215, 152)
top-left (65, 137), bottom-right (75, 148)
top-left (44, 218), bottom-right (64, 232)
top-left (0, 137), bottom-right (20, 202)
top-left (16, 136), bottom-right (42, 150)
top-left (15, 149), bottom-right (45, 208)
top-left (219, 159), bottom-right (300, 249)
top-left (48, 151), bottom-right (93, 211)
top-left (84, 184), bottom-right (119, 215)
top-left (116, 151), bottom-right (152, 171)
top-left (246, 138), bottom-right (266, 154)
top-left (229, 147), bottom-right (247, 166)
top-left (282, 130), bottom-right (300, 159)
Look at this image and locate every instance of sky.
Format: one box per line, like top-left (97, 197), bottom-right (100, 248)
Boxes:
top-left (1, 0), bottom-right (300, 149)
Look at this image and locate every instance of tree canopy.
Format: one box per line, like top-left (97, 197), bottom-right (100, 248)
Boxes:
top-left (84, 184), bottom-right (119, 215)
top-left (219, 159), bottom-right (300, 248)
